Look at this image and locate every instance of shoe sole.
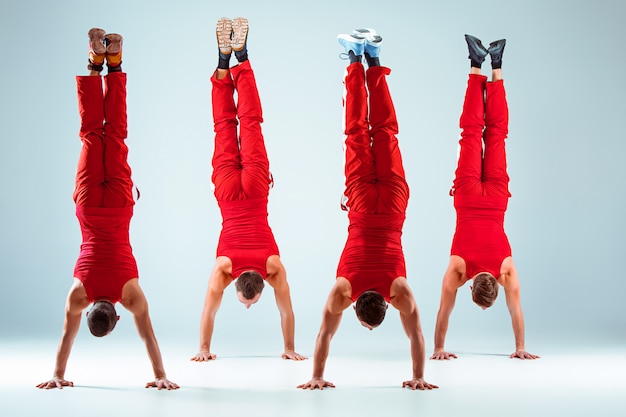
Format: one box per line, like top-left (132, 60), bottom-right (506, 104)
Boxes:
top-left (105, 34), bottom-right (123, 66)
top-left (216, 17), bottom-right (233, 55)
top-left (464, 34), bottom-right (488, 59)
top-left (488, 39), bottom-right (506, 54)
top-left (88, 28), bottom-right (106, 58)
top-left (353, 28), bottom-right (381, 44)
top-left (337, 34), bottom-right (365, 44)
top-left (365, 36), bottom-right (382, 46)
top-left (231, 17), bottom-right (248, 51)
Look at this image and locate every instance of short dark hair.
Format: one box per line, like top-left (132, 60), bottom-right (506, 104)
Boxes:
top-left (235, 270), bottom-right (265, 300)
top-left (472, 273), bottom-right (499, 307)
top-left (87, 301), bottom-right (118, 337)
top-left (355, 291), bottom-right (387, 327)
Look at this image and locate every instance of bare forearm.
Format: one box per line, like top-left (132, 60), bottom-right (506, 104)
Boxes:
top-left (132, 311), bottom-right (167, 379)
top-left (280, 311), bottom-right (296, 352)
top-left (272, 282), bottom-right (297, 352)
top-left (433, 282), bottom-right (458, 352)
top-left (510, 310), bottom-right (526, 351)
top-left (308, 287), bottom-right (346, 379)
top-left (399, 309), bottom-right (427, 379)
top-left (433, 312), bottom-right (450, 351)
top-left (199, 314), bottom-right (216, 352)
top-left (312, 332), bottom-right (332, 379)
top-left (198, 288), bottom-right (223, 353)
top-left (53, 333), bottom-right (76, 378)
top-left (410, 333), bottom-right (427, 380)
top-left (53, 312), bottom-right (82, 378)
top-left (144, 336), bottom-right (167, 379)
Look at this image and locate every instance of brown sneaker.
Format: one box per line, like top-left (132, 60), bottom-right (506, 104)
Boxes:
top-left (105, 33), bottom-right (123, 68)
top-left (231, 17), bottom-right (248, 52)
top-left (216, 17), bottom-right (233, 55)
top-left (87, 28), bottom-right (106, 71)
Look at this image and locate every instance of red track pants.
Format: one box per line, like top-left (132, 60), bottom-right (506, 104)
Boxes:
top-left (73, 73), bottom-right (134, 208)
top-left (452, 74), bottom-right (510, 197)
top-left (211, 61), bottom-right (272, 201)
top-left (342, 63), bottom-right (409, 214)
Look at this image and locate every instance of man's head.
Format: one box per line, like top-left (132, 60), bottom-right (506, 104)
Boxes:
top-left (86, 300), bottom-right (118, 337)
top-left (235, 270), bottom-right (265, 309)
top-left (471, 272), bottom-right (499, 309)
top-left (354, 291), bottom-right (388, 329)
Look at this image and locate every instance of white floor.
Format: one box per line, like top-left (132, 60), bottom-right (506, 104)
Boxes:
top-left (4, 339), bottom-right (625, 417)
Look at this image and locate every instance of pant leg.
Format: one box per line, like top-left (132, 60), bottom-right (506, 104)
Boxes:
top-left (102, 72), bottom-right (134, 208)
top-left (482, 80), bottom-right (510, 197)
top-left (451, 74), bottom-right (487, 196)
top-left (231, 60), bottom-right (272, 199)
top-left (366, 66), bottom-right (409, 214)
top-left (342, 62), bottom-right (377, 213)
top-left (73, 76), bottom-right (105, 207)
top-left (211, 70), bottom-right (243, 201)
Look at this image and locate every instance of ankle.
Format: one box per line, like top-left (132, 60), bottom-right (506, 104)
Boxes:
top-left (364, 52), bottom-right (380, 67)
top-left (234, 48), bottom-right (248, 63)
top-left (348, 50), bottom-right (362, 64)
top-left (107, 64), bottom-right (122, 73)
top-left (88, 61), bottom-right (104, 72)
top-left (215, 68), bottom-right (229, 80)
top-left (218, 52), bottom-right (231, 69)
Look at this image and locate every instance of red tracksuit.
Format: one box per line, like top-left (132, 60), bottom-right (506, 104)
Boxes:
top-left (73, 73), bottom-right (138, 303)
top-left (336, 63), bottom-right (409, 302)
top-left (211, 61), bottom-right (279, 279)
top-left (450, 74), bottom-right (512, 279)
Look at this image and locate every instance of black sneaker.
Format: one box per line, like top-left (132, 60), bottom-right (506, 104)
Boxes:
top-left (465, 34), bottom-right (488, 67)
top-left (488, 39), bottom-right (506, 69)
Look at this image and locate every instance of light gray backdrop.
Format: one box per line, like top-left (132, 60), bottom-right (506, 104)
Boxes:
top-left (1, 0), bottom-right (624, 356)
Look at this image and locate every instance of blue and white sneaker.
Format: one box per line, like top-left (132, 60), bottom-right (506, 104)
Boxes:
top-left (338, 34), bottom-right (365, 58)
top-left (353, 28), bottom-right (382, 58)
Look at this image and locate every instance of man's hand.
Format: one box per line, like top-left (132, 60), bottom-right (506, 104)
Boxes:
top-left (402, 378), bottom-right (439, 391)
top-left (36, 377), bottom-right (74, 390)
top-left (282, 350), bottom-right (308, 361)
top-left (430, 351), bottom-right (458, 360)
top-left (190, 351), bottom-right (217, 361)
top-left (145, 377), bottom-right (180, 390)
top-left (297, 378), bottom-right (335, 390)
top-left (510, 350), bottom-right (540, 360)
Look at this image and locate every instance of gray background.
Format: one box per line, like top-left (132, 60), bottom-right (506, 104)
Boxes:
top-left (1, 0), bottom-right (624, 364)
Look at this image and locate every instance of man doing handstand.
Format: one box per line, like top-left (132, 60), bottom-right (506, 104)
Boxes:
top-left (298, 29), bottom-right (437, 390)
top-left (37, 28), bottom-right (178, 390)
top-left (431, 35), bottom-right (539, 361)
top-left (191, 18), bottom-right (305, 362)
